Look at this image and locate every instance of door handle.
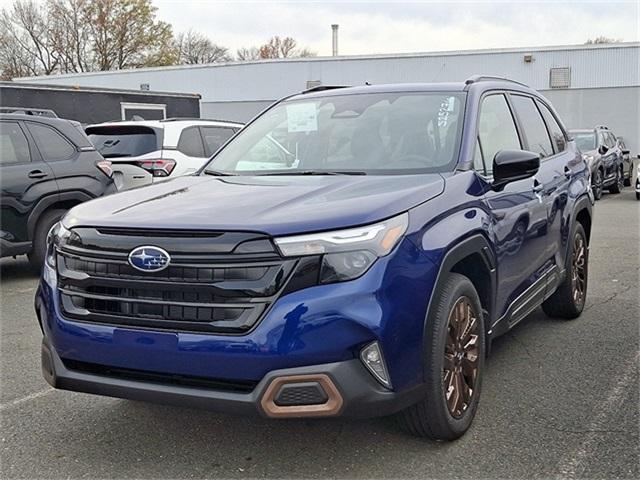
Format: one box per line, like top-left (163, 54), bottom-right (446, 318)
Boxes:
top-left (28, 170), bottom-right (48, 179)
top-left (533, 179), bottom-right (544, 193)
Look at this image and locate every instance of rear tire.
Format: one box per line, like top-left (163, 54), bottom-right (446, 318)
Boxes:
top-left (608, 167), bottom-right (623, 194)
top-left (27, 209), bottom-right (66, 271)
top-left (624, 164), bottom-right (632, 187)
top-left (398, 273), bottom-right (485, 440)
top-left (542, 223), bottom-right (588, 319)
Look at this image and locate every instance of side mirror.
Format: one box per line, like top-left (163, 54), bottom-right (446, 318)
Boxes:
top-left (492, 150), bottom-right (540, 191)
top-left (598, 144), bottom-right (608, 155)
top-left (622, 149), bottom-right (630, 155)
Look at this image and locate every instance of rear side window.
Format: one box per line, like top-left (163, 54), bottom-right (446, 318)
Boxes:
top-left (87, 126), bottom-right (159, 158)
top-left (0, 122), bottom-right (30, 164)
top-left (510, 95), bottom-right (553, 159)
top-left (27, 123), bottom-right (75, 161)
top-left (536, 101), bottom-right (566, 153)
top-left (478, 94), bottom-right (521, 175)
top-left (177, 127), bottom-right (205, 157)
top-left (201, 127), bottom-right (236, 157)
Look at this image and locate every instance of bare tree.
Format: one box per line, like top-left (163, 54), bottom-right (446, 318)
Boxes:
top-left (236, 46), bottom-right (261, 61)
top-left (0, 28), bottom-right (40, 79)
top-left (175, 30), bottom-right (231, 64)
top-left (47, 0), bottom-right (92, 73)
top-left (257, 36), bottom-right (316, 59)
top-left (1, 0), bottom-right (60, 76)
top-left (585, 36), bottom-right (622, 44)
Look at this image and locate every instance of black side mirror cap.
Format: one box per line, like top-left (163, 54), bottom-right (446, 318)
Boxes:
top-left (622, 149), bottom-right (630, 155)
top-left (492, 149), bottom-right (540, 191)
top-left (598, 144), bottom-right (609, 155)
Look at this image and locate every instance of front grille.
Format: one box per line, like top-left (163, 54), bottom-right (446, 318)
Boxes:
top-left (62, 358), bottom-right (257, 393)
top-left (56, 227), bottom-right (312, 334)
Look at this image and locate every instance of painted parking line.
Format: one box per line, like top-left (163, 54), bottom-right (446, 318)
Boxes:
top-left (0, 388), bottom-right (54, 412)
top-left (557, 351), bottom-right (639, 479)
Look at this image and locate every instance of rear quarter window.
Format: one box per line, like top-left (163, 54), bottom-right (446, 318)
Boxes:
top-left (86, 126), bottom-right (160, 158)
top-left (27, 123), bottom-right (76, 161)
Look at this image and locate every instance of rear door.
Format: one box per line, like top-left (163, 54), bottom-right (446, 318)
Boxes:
top-left (0, 120), bottom-right (56, 245)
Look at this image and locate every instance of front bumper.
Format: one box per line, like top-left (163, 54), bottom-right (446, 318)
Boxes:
top-left (41, 338), bottom-right (425, 418)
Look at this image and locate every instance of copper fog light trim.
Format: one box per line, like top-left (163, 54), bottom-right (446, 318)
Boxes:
top-left (260, 374), bottom-right (344, 418)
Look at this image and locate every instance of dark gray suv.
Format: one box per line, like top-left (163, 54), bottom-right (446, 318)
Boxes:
top-left (570, 126), bottom-right (625, 200)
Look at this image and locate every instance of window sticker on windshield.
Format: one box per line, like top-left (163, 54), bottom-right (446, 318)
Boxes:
top-left (438, 96), bottom-right (456, 127)
top-left (286, 103), bottom-right (318, 132)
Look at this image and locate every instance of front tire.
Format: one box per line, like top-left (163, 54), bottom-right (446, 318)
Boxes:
top-left (398, 273), bottom-right (485, 440)
top-left (542, 223), bottom-right (588, 319)
top-left (592, 169), bottom-right (603, 200)
top-left (27, 209), bottom-right (66, 270)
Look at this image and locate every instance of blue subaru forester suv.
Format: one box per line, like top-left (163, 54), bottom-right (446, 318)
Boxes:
top-left (36, 76), bottom-right (593, 440)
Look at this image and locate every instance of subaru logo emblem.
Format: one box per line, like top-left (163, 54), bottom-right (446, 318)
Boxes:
top-left (128, 246), bottom-right (170, 272)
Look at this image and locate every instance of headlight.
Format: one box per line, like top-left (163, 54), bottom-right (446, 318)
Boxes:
top-left (45, 222), bottom-right (71, 268)
top-left (274, 213), bottom-right (408, 283)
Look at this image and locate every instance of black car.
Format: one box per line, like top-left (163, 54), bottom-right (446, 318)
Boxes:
top-left (570, 126), bottom-right (625, 200)
top-left (0, 112), bottom-right (116, 268)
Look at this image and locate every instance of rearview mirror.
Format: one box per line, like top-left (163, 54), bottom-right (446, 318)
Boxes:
top-left (492, 150), bottom-right (540, 191)
top-left (598, 144), bottom-right (608, 155)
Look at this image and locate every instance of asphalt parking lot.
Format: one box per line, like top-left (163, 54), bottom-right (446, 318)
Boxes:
top-left (1, 190), bottom-right (638, 480)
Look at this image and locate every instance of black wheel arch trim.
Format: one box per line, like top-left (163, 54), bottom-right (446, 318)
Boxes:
top-left (26, 191), bottom-right (93, 240)
top-left (424, 233), bottom-right (497, 346)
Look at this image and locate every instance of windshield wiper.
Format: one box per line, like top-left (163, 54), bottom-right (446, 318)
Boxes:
top-left (255, 170), bottom-right (367, 176)
top-left (203, 169), bottom-right (236, 176)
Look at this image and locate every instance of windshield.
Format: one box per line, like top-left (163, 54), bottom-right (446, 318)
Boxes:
top-left (86, 125), bottom-right (159, 158)
top-left (203, 92), bottom-right (465, 175)
top-left (573, 132), bottom-right (596, 152)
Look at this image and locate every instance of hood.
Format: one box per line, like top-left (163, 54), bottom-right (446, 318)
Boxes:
top-left (65, 174), bottom-right (445, 236)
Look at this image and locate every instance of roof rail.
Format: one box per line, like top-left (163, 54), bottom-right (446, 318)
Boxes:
top-left (464, 75), bottom-right (530, 88)
top-left (160, 117), bottom-right (243, 124)
top-left (0, 106), bottom-right (58, 118)
top-left (301, 84), bottom-right (351, 94)
top-left (595, 125), bottom-right (609, 130)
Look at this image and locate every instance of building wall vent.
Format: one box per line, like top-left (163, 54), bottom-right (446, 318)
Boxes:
top-left (549, 68), bottom-right (571, 88)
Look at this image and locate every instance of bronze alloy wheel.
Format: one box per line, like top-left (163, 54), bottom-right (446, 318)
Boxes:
top-left (571, 234), bottom-right (586, 305)
top-left (443, 296), bottom-right (480, 418)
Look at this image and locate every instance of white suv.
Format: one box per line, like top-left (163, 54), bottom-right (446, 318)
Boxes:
top-left (85, 118), bottom-right (243, 190)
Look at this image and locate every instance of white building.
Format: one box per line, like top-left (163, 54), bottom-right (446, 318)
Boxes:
top-left (16, 42), bottom-right (640, 153)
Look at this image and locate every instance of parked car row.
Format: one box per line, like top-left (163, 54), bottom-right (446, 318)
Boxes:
top-left (569, 125), bottom-right (630, 200)
top-left (1, 111), bottom-right (243, 268)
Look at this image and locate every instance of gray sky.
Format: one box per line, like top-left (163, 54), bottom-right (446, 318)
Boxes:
top-left (153, 0), bottom-right (640, 56)
top-left (0, 0), bottom-right (638, 56)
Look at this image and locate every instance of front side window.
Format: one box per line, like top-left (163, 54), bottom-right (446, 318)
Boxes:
top-left (204, 92), bottom-right (465, 175)
top-left (477, 94), bottom-right (521, 172)
top-left (510, 95), bottom-right (553, 159)
top-left (0, 121), bottom-right (30, 164)
top-left (27, 123), bottom-right (75, 161)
